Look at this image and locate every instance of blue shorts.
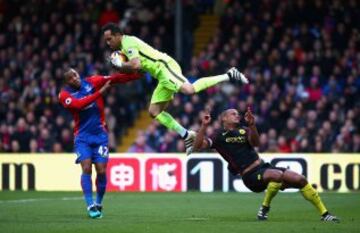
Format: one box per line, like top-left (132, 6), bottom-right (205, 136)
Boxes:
top-left (74, 134), bottom-right (109, 164)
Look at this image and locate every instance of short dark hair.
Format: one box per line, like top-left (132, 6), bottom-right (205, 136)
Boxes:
top-left (102, 22), bottom-right (123, 35)
top-left (219, 109), bottom-right (238, 126)
top-left (219, 110), bottom-right (228, 125)
top-left (63, 68), bottom-right (75, 82)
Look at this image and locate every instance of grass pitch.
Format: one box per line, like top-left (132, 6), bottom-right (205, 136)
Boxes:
top-left (1, 192), bottom-right (359, 233)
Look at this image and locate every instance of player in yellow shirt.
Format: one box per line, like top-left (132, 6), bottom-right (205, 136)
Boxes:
top-left (102, 23), bottom-right (248, 154)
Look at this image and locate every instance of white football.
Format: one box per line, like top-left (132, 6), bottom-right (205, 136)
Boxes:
top-left (110, 51), bottom-right (128, 67)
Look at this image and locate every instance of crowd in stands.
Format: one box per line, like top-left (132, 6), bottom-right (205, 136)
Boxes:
top-left (0, 0), bottom-right (359, 154)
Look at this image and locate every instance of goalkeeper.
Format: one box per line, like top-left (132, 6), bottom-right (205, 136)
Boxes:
top-left (102, 23), bottom-right (248, 155)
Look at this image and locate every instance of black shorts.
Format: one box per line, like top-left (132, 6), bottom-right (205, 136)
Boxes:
top-left (242, 161), bottom-right (286, 193)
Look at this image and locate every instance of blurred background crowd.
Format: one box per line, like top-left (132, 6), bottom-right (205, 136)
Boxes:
top-left (0, 0), bottom-right (359, 154)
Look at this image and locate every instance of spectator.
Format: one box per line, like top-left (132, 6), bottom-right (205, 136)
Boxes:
top-left (277, 136), bottom-right (291, 153)
top-left (10, 140), bottom-right (20, 153)
top-left (158, 132), bottom-right (177, 153)
top-left (29, 139), bottom-right (39, 153)
top-left (11, 118), bottom-right (32, 152)
top-left (98, 2), bottom-right (120, 27)
top-left (128, 134), bottom-right (155, 153)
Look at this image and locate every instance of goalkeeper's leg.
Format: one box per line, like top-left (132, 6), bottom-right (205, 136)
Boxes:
top-left (149, 101), bottom-right (195, 155)
top-left (180, 67), bottom-right (248, 94)
top-left (163, 58), bottom-right (248, 95)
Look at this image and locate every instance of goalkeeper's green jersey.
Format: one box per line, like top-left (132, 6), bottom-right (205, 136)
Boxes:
top-left (119, 35), bottom-right (173, 78)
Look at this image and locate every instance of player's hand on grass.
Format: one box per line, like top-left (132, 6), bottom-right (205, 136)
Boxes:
top-left (99, 81), bottom-right (112, 94)
top-left (244, 107), bottom-right (255, 126)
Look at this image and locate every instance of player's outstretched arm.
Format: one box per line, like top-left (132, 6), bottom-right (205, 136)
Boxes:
top-left (107, 72), bottom-right (142, 84)
top-left (59, 81), bottom-right (111, 110)
top-left (193, 110), bottom-right (212, 152)
top-left (87, 73), bottom-right (142, 90)
top-left (244, 107), bottom-right (260, 147)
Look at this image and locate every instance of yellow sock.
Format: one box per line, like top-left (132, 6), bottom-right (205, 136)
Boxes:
top-left (300, 183), bottom-right (327, 215)
top-left (262, 182), bottom-right (282, 207)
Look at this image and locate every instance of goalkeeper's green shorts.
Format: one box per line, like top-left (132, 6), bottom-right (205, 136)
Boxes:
top-left (150, 59), bottom-right (188, 104)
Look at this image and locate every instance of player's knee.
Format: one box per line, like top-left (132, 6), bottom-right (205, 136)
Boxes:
top-left (270, 171), bottom-right (284, 183)
top-left (297, 175), bottom-right (308, 187)
top-left (148, 108), bottom-right (159, 118)
top-left (95, 165), bottom-right (107, 174)
top-left (274, 173), bottom-right (284, 183)
top-left (82, 166), bottom-right (92, 174)
top-left (180, 83), bottom-right (195, 95)
top-left (97, 170), bottom-right (106, 176)
top-left (283, 171), bottom-right (307, 188)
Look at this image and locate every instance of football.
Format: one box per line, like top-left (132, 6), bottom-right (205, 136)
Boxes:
top-left (110, 50), bottom-right (128, 67)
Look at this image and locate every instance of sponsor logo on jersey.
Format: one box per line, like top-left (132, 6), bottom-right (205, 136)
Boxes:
top-left (225, 136), bottom-right (246, 143)
top-left (85, 85), bottom-right (92, 92)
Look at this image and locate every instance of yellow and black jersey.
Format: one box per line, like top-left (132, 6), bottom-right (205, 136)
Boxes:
top-left (208, 127), bottom-right (259, 175)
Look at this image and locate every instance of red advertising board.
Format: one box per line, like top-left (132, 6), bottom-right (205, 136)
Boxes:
top-left (107, 158), bottom-right (141, 191)
top-left (145, 158), bottom-right (182, 192)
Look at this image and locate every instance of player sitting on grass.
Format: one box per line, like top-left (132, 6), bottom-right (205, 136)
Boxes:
top-left (102, 22), bottom-right (248, 155)
top-left (59, 68), bottom-right (141, 218)
top-left (193, 107), bottom-right (340, 222)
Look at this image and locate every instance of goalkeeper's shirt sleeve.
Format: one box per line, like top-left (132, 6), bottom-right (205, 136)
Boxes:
top-left (121, 36), bottom-right (140, 60)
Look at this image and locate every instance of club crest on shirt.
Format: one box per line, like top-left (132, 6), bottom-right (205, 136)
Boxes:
top-left (239, 129), bottom-right (246, 135)
top-left (65, 98), bottom-right (72, 105)
top-left (127, 48), bottom-right (134, 56)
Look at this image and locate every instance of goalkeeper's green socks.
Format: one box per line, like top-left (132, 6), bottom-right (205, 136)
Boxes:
top-left (155, 111), bottom-right (187, 138)
top-left (192, 74), bottom-right (229, 93)
top-left (300, 183), bottom-right (328, 215)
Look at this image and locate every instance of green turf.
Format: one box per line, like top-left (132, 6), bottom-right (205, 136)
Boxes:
top-left (1, 192), bottom-right (359, 233)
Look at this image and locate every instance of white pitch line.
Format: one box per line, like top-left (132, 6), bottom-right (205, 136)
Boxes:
top-left (184, 217), bottom-right (209, 221)
top-left (0, 196), bottom-right (83, 204)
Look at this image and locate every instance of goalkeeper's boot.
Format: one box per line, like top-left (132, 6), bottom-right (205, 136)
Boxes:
top-left (87, 204), bottom-right (101, 219)
top-left (227, 67), bottom-right (248, 84)
top-left (95, 203), bottom-right (103, 218)
top-left (257, 205), bottom-right (270, 221)
top-left (321, 212), bottom-right (340, 223)
top-left (184, 130), bottom-right (196, 156)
